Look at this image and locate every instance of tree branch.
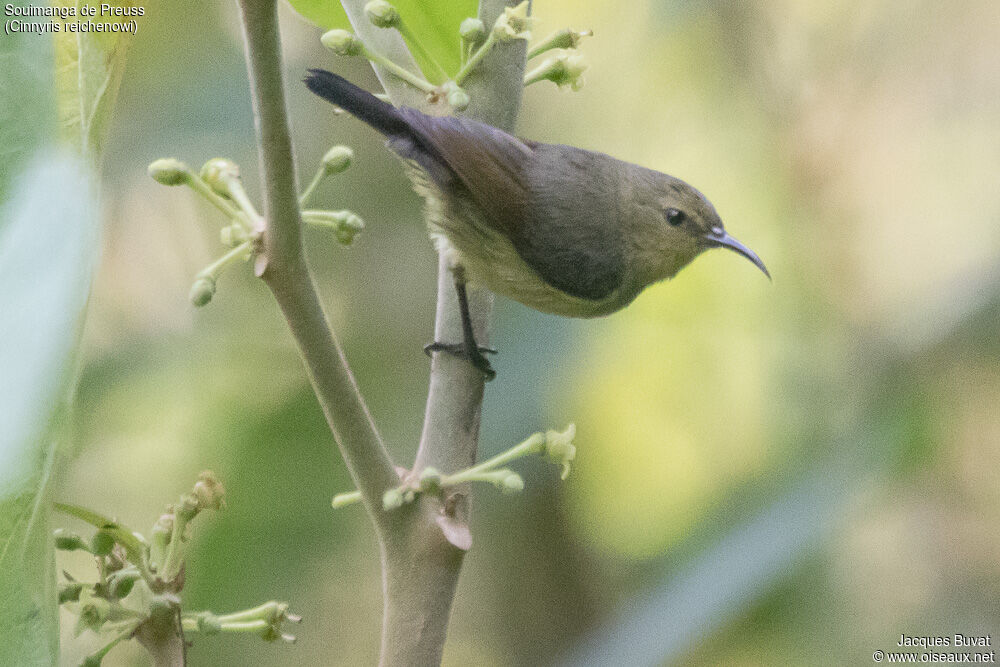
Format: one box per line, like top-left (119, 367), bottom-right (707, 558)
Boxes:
top-left (413, 0), bottom-right (529, 476)
top-left (235, 0), bottom-right (399, 525)
top-left (238, 0), bottom-right (528, 663)
top-left (134, 606), bottom-right (186, 667)
top-left (348, 1), bottom-right (531, 664)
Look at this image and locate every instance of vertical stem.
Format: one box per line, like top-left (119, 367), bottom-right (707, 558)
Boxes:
top-left (377, 0), bottom-right (529, 661)
top-left (413, 0), bottom-right (529, 471)
top-left (235, 0), bottom-right (399, 523)
top-left (240, 0), bottom-right (528, 663)
top-left (135, 608), bottom-right (186, 667)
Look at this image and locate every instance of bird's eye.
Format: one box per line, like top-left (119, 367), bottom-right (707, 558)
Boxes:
top-left (664, 208), bottom-right (686, 226)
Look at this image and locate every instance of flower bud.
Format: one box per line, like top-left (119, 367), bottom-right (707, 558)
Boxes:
top-left (148, 158), bottom-right (191, 186)
top-left (193, 470), bottom-right (226, 510)
top-left (177, 492), bottom-right (200, 520)
top-left (153, 513), bottom-right (174, 537)
top-left (382, 488), bottom-right (405, 510)
top-left (199, 158), bottom-right (240, 198)
top-left (304, 210), bottom-right (365, 244)
top-left (538, 52), bottom-right (587, 91)
top-left (90, 530), bottom-right (115, 557)
top-left (459, 17), bottom-right (485, 43)
top-left (109, 570), bottom-right (137, 599)
top-left (150, 513), bottom-right (173, 568)
top-left (336, 212), bottom-right (365, 245)
top-left (493, 1), bottom-right (532, 41)
top-left (443, 82), bottom-right (470, 111)
top-left (190, 277), bottom-right (216, 307)
top-left (364, 0), bottom-right (399, 28)
top-left (54, 528), bottom-right (88, 552)
top-left (322, 145), bottom-right (354, 175)
top-left (331, 492), bottom-right (359, 509)
top-left (500, 471), bottom-right (524, 494)
top-left (546, 28), bottom-right (592, 50)
top-left (220, 224), bottom-right (248, 247)
top-left (321, 29), bottom-right (363, 57)
top-left (76, 589), bottom-right (110, 634)
top-left (59, 581), bottom-right (84, 604)
top-left (544, 423), bottom-right (577, 479)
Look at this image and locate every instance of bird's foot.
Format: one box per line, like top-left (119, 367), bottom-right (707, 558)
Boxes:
top-left (424, 342), bottom-right (497, 381)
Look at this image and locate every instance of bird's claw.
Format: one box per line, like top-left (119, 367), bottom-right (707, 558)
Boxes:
top-left (424, 342), bottom-right (497, 381)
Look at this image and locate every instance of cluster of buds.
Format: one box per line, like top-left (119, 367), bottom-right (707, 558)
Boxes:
top-left (523, 25), bottom-right (591, 91)
top-left (321, 5), bottom-right (465, 108)
top-left (149, 470), bottom-right (227, 586)
top-left (149, 145), bottom-right (363, 306)
top-left (148, 157), bottom-right (257, 307)
top-left (185, 601), bottom-right (302, 644)
top-left (55, 473), bottom-right (300, 665)
top-left (318, 1), bottom-right (589, 110)
top-left (331, 424), bottom-right (578, 511)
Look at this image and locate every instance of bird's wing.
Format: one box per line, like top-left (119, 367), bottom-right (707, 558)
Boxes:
top-left (512, 144), bottom-right (626, 301)
top-left (395, 113), bottom-right (625, 302)
top-left (394, 110), bottom-right (533, 238)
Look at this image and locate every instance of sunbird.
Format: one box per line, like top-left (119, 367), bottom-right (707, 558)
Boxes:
top-left (304, 69), bottom-right (769, 379)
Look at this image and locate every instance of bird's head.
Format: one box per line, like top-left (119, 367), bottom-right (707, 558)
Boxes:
top-left (627, 169), bottom-right (770, 288)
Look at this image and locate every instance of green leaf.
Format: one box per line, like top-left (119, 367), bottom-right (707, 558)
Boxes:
top-left (53, 0), bottom-right (138, 157)
top-left (0, 153), bottom-right (100, 666)
top-left (0, 5), bottom-right (125, 665)
top-left (286, 0), bottom-right (477, 77)
top-left (0, 1), bottom-right (56, 207)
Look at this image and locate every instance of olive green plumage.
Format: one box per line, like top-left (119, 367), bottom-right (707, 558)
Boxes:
top-left (303, 69), bottom-right (769, 320)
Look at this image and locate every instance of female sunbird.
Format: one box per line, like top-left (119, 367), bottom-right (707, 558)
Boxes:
top-left (304, 69), bottom-right (769, 379)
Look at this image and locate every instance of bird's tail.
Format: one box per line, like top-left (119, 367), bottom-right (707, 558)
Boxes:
top-left (303, 69), bottom-right (411, 138)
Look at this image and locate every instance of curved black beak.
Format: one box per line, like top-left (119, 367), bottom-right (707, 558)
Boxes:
top-left (704, 229), bottom-right (770, 280)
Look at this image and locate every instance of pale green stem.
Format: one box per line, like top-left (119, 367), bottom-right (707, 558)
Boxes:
top-left (86, 623), bottom-right (139, 663)
top-left (522, 60), bottom-right (553, 86)
top-left (332, 490), bottom-right (362, 507)
top-left (158, 513), bottom-right (191, 583)
top-left (332, 431), bottom-right (545, 507)
top-left (185, 173), bottom-right (247, 225)
top-left (223, 176), bottom-right (265, 230)
top-left (444, 432), bottom-right (544, 480)
top-left (214, 601), bottom-right (281, 624)
top-left (454, 31), bottom-right (497, 84)
top-left (527, 29), bottom-right (572, 59)
top-left (195, 241), bottom-right (252, 281)
top-left (361, 45), bottom-right (436, 93)
top-left (181, 618), bottom-right (269, 634)
top-left (218, 620), bottom-right (271, 633)
top-left (301, 210), bottom-right (353, 225)
top-left (298, 166), bottom-right (325, 207)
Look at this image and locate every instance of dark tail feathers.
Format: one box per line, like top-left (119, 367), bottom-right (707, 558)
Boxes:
top-left (304, 69), bottom-right (411, 138)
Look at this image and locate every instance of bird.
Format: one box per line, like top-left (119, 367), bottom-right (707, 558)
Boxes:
top-left (304, 69), bottom-right (769, 380)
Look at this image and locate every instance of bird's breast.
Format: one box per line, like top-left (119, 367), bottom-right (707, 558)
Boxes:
top-left (404, 159), bottom-right (632, 318)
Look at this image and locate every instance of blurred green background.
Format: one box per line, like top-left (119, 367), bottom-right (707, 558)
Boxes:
top-left (55, 0), bottom-right (1000, 664)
